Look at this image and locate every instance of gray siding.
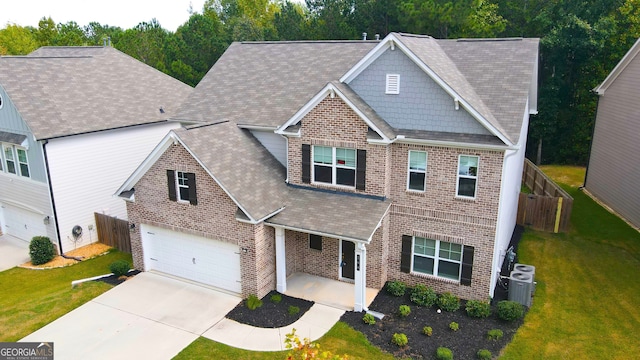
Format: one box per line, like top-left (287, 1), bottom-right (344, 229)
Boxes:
top-left (250, 130), bottom-right (287, 166)
top-left (349, 48), bottom-right (491, 135)
top-left (586, 55), bottom-right (640, 229)
top-left (0, 85), bottom-right (47, 183)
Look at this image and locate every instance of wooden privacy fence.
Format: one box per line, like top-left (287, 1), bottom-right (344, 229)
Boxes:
top-left (517, 159), bottom-right (573, 233)
top-left (94, 212), bottom-right (131, 253)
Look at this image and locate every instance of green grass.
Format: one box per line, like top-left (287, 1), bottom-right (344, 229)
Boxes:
top-left (173, 321), bottom-right (394, 360)
top-left (0, 250), bottom-right (132, 341)
top-left (501, 166), bottom-right (640, 359)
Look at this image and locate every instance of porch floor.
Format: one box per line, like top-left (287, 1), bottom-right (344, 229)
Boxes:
top-left (284, 273), bottom-right (379, 311)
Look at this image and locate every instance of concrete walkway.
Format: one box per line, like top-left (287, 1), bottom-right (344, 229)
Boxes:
top-left (0, 234), bottom-right (30, 271)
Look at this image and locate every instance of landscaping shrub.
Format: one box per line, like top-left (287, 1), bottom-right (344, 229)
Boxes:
top-left (477, 349), bottom-right (492, 360)
top-left (391, 333), bottom-right (408, 347)
top-left (410, 284), bottom-right (438, 307)
top-left (449, 322), bottom-right (459, 331)
top-left (29, 236), bottom-right (55, 265)
top-left (436, 346), bottom-right (453, 360)
top-left (487, 329), bottom-right (504, 341)
top-left (288, 305), bottom-right (300, 316)
top-left (246, 294), bottom-right (263, 310)
top-left (497, 300), bottom-right (524, 321)
top-left (438, 292), bottom-right (460, 312)
top-left (270, 294), bottom-right (282, 303)
top-left (465, 299), bottom-right (492, 318)
top-left (109, 260), bottom-right (130, 277)
top-left (386, 280), bottom-right (406, 296)
top-left (363, 313), bottom-right (376, 325)
top-left (422, 326), bottom-right (433, 336)
top-left (398, 304), bottom-right (411, 317)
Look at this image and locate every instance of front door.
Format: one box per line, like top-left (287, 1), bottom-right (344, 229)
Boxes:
top-left (341, 240), bottom-right (355, 280)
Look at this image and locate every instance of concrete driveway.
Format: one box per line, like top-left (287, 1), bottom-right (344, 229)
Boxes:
top-left (0, 234), bottom-right (30, 271)
top-left (21, 272), bottom-right (241, 359)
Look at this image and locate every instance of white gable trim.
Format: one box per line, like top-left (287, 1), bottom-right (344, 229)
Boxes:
top-left (275, 83), bottom-right (391, 142)
top-left (114, 130), bottom-right (256, 222)
top-left (594, 37), bottom-right (640, 95)
top-left (340, 33), bottom-right (513, 146)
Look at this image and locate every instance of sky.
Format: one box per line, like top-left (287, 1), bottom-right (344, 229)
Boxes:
top-left (1, 0), bottom-right (208, 32)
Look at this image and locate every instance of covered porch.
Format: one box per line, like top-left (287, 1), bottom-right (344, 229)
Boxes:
top-left (284, 272), bottom-right (379, 311)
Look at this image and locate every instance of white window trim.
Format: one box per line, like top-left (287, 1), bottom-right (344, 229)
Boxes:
top-left (2, 144), bottom-right (22, 176)
top-left (411, 236), bottom-right (462, 281)
top-left (456, 155), bottom-right (479, 199)
top-left (16, 148), bottom-right (30, 178)
top-left (386, 74), bottom-right (400, 94)
top-left (175, 171), bottom-right (190, 203)
top-left (407, 150), bottom-right (427, 192)
top-left (312, 146), bottom-right (357, 188)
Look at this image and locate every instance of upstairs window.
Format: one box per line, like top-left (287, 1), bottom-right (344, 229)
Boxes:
top-left (2, 144), bottom-right (29, 178)
top-left (167, 170), bottom-right (197, 205)
top-left (457, 155), bottom-right (479, 198)
top-left (407, 151), bottom-right (427, 191)
top-left (313, 145), bottom-right (356, 187)
top-left (386, 74), bottom-right (400, 94)
top-left (17, 148), bottom-right (29, 178)
top-left (3, 145), bottom-right (16, 174)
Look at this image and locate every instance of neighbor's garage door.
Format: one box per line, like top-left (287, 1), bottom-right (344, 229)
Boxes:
top-left (1, 203), bottom-right (47, 242)
top-left (140, 224), bottom-right (242, 293)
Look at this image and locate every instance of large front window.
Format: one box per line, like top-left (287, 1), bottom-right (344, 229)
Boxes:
top-left (313, 145), bottom-right (356, 187)
top-left (457, 155), bottom-right (478, 198)
top-left (413, 237), bottom-right (462, 281)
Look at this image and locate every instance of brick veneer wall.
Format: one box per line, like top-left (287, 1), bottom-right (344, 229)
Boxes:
top-left (126, 143), bottom-right (269, 298)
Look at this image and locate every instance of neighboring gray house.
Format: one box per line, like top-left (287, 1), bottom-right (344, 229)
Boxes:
top-left (0, 46), bottom-right (192, 253)
top-left (587, 38), bottom-right (640, 229)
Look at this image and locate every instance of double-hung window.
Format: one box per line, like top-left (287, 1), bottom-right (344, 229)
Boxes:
top-left (2, 144), bottom-right (29, 178)
top-left (313, 145), bottom-right (356, 187)
top-left (412, 237), bottom-right (463, 281)
top-left (176, 171), bottom-right (190, 202)
top-left (16, 148), bottom-right (29, 178)
top-left (3, 145), bottom-right (16, 175)
top-left (166, 170), bottom-right (198, 205)
top-left (407, 151), bottom-right (427, 191)
top-left (457, 155), bottom-right (479, 198)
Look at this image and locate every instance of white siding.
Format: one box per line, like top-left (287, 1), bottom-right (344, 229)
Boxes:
top-left (0, 174), bottom-right (56, 240)
top-left (250, 130), bottom-right (287, 166)
top-left (46, 122), bottom-right (179, 252)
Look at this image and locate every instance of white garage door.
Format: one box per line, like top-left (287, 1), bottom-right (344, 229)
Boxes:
top-left (140, 224), bottom-right (242, 293)
top-left (1, 203), bottom-right (47, 242)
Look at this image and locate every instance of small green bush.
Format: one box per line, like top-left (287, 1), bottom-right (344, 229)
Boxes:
top-left (487, 329), bottom-right (504, 341)
top-left (436, 346), bottom-right (453, 360)
top-left (270, 294), bottom-right (282, 303)
top-left (497, 300), bottom-right (524, 321)
top-left (288, 305), bottom-right (300, 315)
top-left (391, 333), bottom-right (408, 347)
top-left (438, 292), bottom-right (460, 312)
top-left (398, 304), bottom-right (411, 317)
top-left (477, 349), bottom-right (492, 360)
top-left (410, 284), bottom-right (438, 307)
top-left (466, 299), bottom-right (492, 318)
top-left (386, 280), bottom-right (406, 296)
top-left (29, 236), bottom-right (55, 265)
top-left (246, 294), bottom-right (263, 310)
top-left (109, 260), bottom-right (130, 277)
top-left (422, 326), bottom-right (433, 336)
top-left (363, 313), bottom-right (376, 325)
top-left (449, 322), bottom-right (459, 331)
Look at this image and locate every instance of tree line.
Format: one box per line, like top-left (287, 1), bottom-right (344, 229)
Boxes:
top-left (1, 0), bottom-right (639, 165)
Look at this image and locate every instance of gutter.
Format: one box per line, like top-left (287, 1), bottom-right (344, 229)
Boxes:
top-left (386, 135), bottom-right (518, 151)
top-left (42, 140), bottom-right (82, 261)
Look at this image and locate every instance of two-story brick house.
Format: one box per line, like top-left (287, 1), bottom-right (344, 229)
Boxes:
top-left (117, 33), bottom-right (539, 311)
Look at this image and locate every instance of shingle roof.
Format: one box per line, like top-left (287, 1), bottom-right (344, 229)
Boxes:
top-left (173, 41), bottom-right (377, 126)
top-left (0, 46), bottom-right (192, 139)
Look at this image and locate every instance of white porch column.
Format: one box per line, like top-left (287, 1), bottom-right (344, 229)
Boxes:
top-left (354, 242), bottom-right (367, 312)
top-left (275, 226), bottom-right (287, 293)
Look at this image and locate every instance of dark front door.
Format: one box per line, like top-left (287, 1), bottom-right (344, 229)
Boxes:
top-left (341, 240), bottom-right (355, 280)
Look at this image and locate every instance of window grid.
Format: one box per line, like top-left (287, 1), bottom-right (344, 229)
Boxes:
top-left (3, 145), bottom-right (16, 175)
top-left (176, 171), bottom-right (190, 202)
top-left (312, 145), bottom-right (356, 187)
top-left (407, 150), bottom-right (427, 192)
top-left (412, 236), bottom-right (462, 281)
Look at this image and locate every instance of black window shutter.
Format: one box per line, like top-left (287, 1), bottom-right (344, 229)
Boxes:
top-left (356, 149), bottom-right (366, 190)
top-left (167, 170), bottom-right (177, 201)
top-left (302, 144), bottom-right (311, 183)
top-left (187, 172), bottom-right (197, 205)
top-left (460, 245), bottom-right (474, 286)
top-left (400, 235), bottom-right (412, 273)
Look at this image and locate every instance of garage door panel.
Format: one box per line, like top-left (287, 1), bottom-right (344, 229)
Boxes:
top-left (140, 225), bottom-right (242, 293)
top-left (1, 204), bottom-right (47, 241)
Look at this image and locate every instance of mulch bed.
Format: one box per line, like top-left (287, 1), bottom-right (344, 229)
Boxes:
top-left (96, 270), bottom-right (141, 286)
top-left (341, 290), bottom-right (524, 360)
top-left (226, 291), bottom-right (314, 328)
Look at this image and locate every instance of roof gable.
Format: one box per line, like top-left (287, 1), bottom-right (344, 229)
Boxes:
top-left (594, 38), bottom-right (640, 95)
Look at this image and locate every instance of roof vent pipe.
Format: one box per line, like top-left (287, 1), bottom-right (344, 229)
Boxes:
top-left (362, 32), bottom-right (367, 41)
top-left (375, 34), bottom-right (380, 40)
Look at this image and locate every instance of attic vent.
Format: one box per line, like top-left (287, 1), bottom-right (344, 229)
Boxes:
top-left (386, 74), bottom-right (400, 95)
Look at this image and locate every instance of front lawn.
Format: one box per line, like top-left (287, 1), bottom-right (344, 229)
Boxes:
top-left (0, 250), bottom-right (132, 341)
top-left (500, 167), bottom-right (640, 359)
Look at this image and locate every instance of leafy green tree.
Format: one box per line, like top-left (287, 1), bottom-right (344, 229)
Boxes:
top-left (116, 19), bottom-right (169, 71)
top-left (35, 17), bottom-right (57, 46)
top-left (0, 24), bottom-right (38, 54)
top-left (306, 0), bottom-right (359, 39)
top-left (274, 1), bottom-right (311, 40)
top-left (52, 21), bottom-right (87, 45)
top-left (83, 22), bottom-right (124, 46)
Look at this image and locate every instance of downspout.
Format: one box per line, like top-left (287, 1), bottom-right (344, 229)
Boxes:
top-left (42, 140), bottom-right (82, 261)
